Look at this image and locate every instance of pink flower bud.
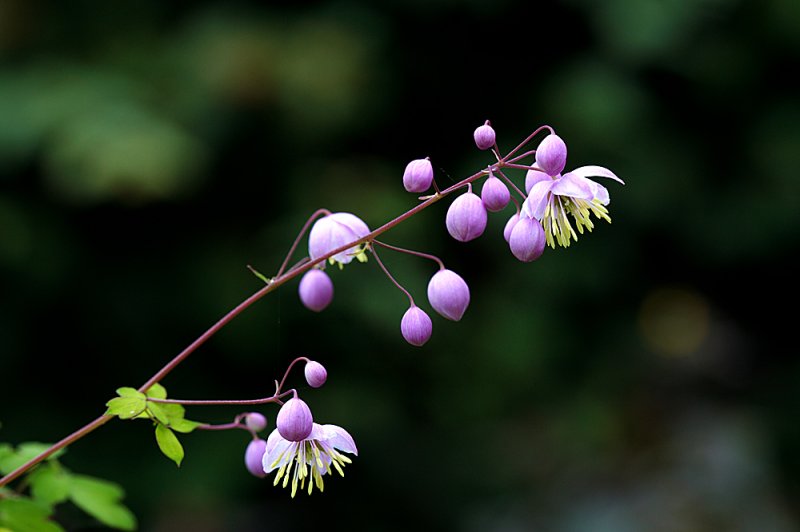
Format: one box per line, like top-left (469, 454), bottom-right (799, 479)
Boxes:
top-left (244, 438), bottom-right (267, 477)
top-left (481, 175), bottom-right (510, 212)
top-left (298, 269), bottom-right (334, 312)
top-left (427, 269), bottom-right (470, 321)
top-left (535, 134), bottom-right (567, 176)
top-left (503, 213), bottom-right (520, 242)
top-left (509, 216), bottom-right (546, 262)
top-left (402, 158), bottom-right (434, 193)
top-left (244, 412), bottom-right (267, 432)
top-left (304, 360), bottom-right (327, 388)
top-left (308, 212), bottom-right (370, 265)
top-left (473, 121), bottom-right (496, 150)
top-left (276, 397), bottom-right (313, 442)
top-left (401, 305), bottom-right (433, 346)
top-left (446, 191), bottom-right (487, 242)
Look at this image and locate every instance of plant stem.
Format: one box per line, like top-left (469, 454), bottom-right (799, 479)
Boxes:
top-left (0, 134), bottom-right (530, 489)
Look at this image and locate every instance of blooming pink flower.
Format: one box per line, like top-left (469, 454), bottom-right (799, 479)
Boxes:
top-left (522, 134), bottom-right (624, 248)
top-left (262, 423), bottom-right (358, 497)
top-left (308, 212), bottom-right (370, 265)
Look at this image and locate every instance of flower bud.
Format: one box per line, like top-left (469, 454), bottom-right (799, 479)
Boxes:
top-left (308, 212), bottom-right (370, 265)
top-left (427, 269), bottom-right (470, 321)
top-left (244, 438), bottom-right (267, 478)
top-left (276, 397), bottom-right (313, 442)
top-left (402, 158), bottom-right (434, 193)
top-left (473, 121), bottom-right (496, 150)
top-left (503, 213), bottom-right (520, 243)
top-left (525, 168), bottom-right (550, 194)
top-left (401, 305), bottom-right (433, 346)
top-left (481, 175), bottom-right (510, 212)
top-left (535, 134), bottom-right (567, 176)
top-left (304, 360), bottom-right (327, 388)
top-left (298, 269), bottom-right (334, 312)
top-left (244, 412), bottom-right (267, 432)
top-left (446, 191), bottom-right (487, 242)
top-left (509, 216), bottom-right (546, 262)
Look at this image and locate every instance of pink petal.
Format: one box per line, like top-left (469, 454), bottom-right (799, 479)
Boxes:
top-left (550, 173), bottom-right (594, 200)
top-left (320, 424), bottom-right (358, 455)
top-left (524, 169), bottom-right (551, 194)
top-left (569, 165), bottom-right (624, 185)
top-left (522, 180), bottom-right (553, 220)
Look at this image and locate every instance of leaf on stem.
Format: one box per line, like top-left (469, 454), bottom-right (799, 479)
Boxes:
top-left (154, 425), bottom-right (184, 467)
top-left (0, 498), bottom-right (64, 532)
top-left (28, 463), bottom-right (70, 505)
top-left (69, 476), bottom-right (136, 531)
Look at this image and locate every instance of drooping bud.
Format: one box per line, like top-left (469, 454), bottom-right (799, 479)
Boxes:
top-left (401, 305), bottom-right (433, 346)
top-left (481, 174), bottom-right (510, 212)
top-left (509, 216), bottom-right (546, 262)
top-left (446, 190), bottom-right (487, 242)
top-left (535, 134), bottom-right (567, 176)
top-left (402, 158), bottom-right (434, 193)
top-left (244, 412), bottom-right (267, 432)
top-left (525, 168), bottom-right (551, 194)
top-left (503, 212), bottom-right (520, 242)
top-left (427, 269), bottom-right (470, 321)
top-left (304, 360), bottom-right (327, 388)
top-left (308, 212), bottom-right (370, 265)
top-left (298, 269), bottom-right (334, 312)
top-left (473, 121), bottom-right (496, 151)
top-left (244, 438), bottom-right (267, 478)
top-left (276, 397), bottom-right (313, 442)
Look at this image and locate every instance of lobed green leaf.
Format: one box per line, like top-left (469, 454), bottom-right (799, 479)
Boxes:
top-left (28, 464), bottom-right (70, 505)
top-left (105, 396), bottom-right (147, 420)
top-left (69, 476), bottom-right (136, 531)
top-left (144, 383), bottom-right (167, 399)
top-left (0, 498), bottom-right (64, 532)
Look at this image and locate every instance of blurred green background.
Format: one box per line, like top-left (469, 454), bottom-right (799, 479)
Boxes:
top-left (1, 0), bottom-right (799, 530)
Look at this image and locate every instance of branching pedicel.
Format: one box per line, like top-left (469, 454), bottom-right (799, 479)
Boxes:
top-left (0, 122), bottom-right (623, 528)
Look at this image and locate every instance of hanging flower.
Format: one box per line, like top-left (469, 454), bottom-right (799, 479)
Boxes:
top-left (522, 134), bottom-right (624, 248)
top-left (262, 423), bottom-right (358, 497)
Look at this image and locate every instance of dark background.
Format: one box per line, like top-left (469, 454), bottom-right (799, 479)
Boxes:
top-left (1, 0), bottom-right (799, 530)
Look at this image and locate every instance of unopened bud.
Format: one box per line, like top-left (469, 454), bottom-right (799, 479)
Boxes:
top-left (304, 360), bottom-right (328, 388)
top-left (473, 121), bottom-right (496, 151)
top-left (481, 174), bottom-right (510, 212)
top-left (402, 158), bottom-right (434, 193)
top-left (276, 397), bottom-right (313, 442)
top-left (446, 191), bottom-right (487, 242)
top-left (401, 305), bottom-right (433, 347)
top-left (509, 216), bottom-right (546, 262)
top-left (244, 412), bottom-right (267, 432)
top-left (427, 269), bottom-right (470, 321)
top-left (535, 134), bottom-right (567, 176)
top-left (244, 438), bottom-right (267, 478)
top-left (298, 269), bottom-right (334, 312)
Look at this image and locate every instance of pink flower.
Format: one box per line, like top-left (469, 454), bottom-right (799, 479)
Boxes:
top-left (262, 423), bottom-right (358, 497)
top-left (522, 134), bottom-right (624, 248)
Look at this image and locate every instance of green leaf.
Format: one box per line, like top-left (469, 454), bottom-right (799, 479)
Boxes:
top-left (169, 418), bottom-right (201, 434)
top-left (0, 498), bottom-right (64, 532)
top-left (154, 425), bottom-right (184, 467)
top-left (105, 396), bottom-right (147, 420)
top-left (69, 476), bottom-right (136, 531)
top-left (146, 403), bottom-right (171, 425)
top-left (114, 387), bottom-right (144, 399)
top-left (0, 443), bottom-right (63, 475)
top-left (28, 463), bottom-right (70, 505)
top-left (158, 402), bottom-right (186, 422)
top-left (144, 383), bottom-right (167, 399)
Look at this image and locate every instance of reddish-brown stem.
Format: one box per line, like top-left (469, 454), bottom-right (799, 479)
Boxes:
top-left (0, 129), bottom-right (535, 489)
top-left (494, 168), bottom-right (527, 200)
top-left (372, 240), bottom-right (446, 270)
top-left (277, 357), bottom-right (310, 393)
top-left (149, 389), bottom-right (294, 406)
top-left (370, 247), bottom-right (415, 306)
top-left (504, 125), bottom-right (552, 161)
top-left (276, 209), bottom-right (331, 277)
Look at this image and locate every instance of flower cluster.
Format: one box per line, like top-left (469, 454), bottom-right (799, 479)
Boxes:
top-left (242, 359), bottom-right (358, 497)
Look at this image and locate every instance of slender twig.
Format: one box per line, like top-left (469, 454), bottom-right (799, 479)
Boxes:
top-left (493, 168), bottom-right (527, 200)
top-left (504, 125), bottom-right (552, 161)
top-left (370, 247), bottom-right (414, 306)
top-left (372, 240), bottom-right (445, 270)
top-left (0, 131), bottom-right (533, 489)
